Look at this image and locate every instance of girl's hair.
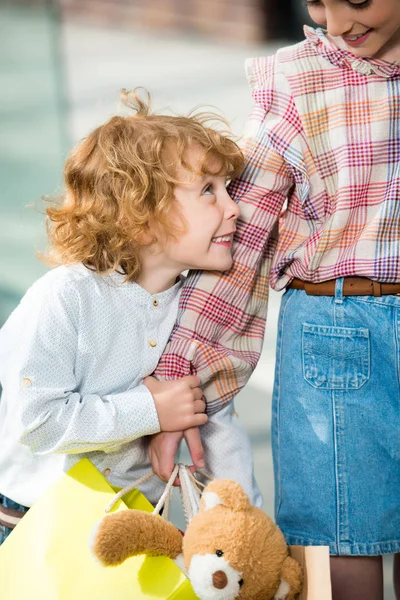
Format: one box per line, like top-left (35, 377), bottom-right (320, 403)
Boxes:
top-left (44, 89), bottom-right (244, 281)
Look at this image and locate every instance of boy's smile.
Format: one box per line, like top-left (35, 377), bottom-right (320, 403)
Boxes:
top-left (211, 234), bottom-right (235, 247)
top-left (137, 145), bottom-right (240, 294)
top-left (167, 145), bottom-right (239, 271)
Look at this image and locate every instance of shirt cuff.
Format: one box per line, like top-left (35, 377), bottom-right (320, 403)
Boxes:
top-left (104, 383), bottom-right (161, 450)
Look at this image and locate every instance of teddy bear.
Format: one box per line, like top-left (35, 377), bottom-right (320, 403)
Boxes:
top-left (92, 479), bottom-right (303, 600)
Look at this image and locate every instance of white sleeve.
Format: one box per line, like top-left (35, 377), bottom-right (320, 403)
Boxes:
top-left (12, 279), bottom-right (160, 455)
top-left (200, 402), bottom-right (263, 507)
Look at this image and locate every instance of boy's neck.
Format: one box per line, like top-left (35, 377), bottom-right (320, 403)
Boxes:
top-left (136, 247), bottom-right (180, 295)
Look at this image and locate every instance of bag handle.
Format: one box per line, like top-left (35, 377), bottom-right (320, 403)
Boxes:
top-left (104, 464), bottom-right (212, 526)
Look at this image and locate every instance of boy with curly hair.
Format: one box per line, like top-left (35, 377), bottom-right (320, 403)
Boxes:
top-left (0, 90), bottom-right (261, 544)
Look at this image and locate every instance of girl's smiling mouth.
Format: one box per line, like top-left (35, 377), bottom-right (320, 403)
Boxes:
top-left (342, 28), bottom-right (373, 47)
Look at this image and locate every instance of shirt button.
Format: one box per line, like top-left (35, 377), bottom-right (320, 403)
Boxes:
top-left (152, 298), bottom-right (159, 307)
top-left (148, 339), bottom-right (157, 348)
top-left (103, 468), bottom-right (111, 477)
top-left (22, 377), bottom-right (32, 387)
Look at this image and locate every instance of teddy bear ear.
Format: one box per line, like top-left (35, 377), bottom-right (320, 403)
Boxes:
top-left (202, 490), bottom-right (224, 511)
top-left (200, 479), bottom-right (252, 512)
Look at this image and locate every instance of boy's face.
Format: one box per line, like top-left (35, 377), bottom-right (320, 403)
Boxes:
top-left (306, 0), bottom-right (400, 59)
top-left (159, 145), bottom-right (240, 274)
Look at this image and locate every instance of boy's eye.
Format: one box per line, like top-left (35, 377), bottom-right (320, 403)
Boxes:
top-left (202, 184), bottom-right (214, 195)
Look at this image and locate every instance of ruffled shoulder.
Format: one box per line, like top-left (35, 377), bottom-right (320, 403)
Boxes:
top-left (243, 52), bottom-right (315, 217)
top-left (245, 55), bottom-right (276, 93)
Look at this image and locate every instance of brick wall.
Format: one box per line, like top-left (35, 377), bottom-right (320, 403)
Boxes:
top-left (60, 0), bottom-right (268, 43)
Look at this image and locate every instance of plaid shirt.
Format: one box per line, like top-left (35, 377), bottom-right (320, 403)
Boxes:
top-left (155, 27), bottom-right (400, 413)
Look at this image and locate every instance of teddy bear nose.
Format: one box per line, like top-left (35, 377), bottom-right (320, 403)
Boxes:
top-left (212, 570), bottom-right (228, 589)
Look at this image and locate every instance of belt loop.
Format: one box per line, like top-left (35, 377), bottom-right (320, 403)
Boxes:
top-left (373, 281), bottom-right (382, 297)
top-left (334, 278), bottom-right (344, 304)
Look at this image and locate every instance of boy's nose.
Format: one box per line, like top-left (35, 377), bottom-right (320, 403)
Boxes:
top-left (223, 190), bottom-right (240, 220)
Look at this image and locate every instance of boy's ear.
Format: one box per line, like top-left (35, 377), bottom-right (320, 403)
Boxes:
top-left (136, 223), bottom-right (155, 245)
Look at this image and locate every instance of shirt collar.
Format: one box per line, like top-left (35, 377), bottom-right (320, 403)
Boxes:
top-left (98, 269), bottom-right (184, 308)
top-left (304, 26), bottom-right (400, 79)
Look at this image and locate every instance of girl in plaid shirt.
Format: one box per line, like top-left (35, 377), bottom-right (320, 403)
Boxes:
top-left (152, 1), bottom-right (400, 598)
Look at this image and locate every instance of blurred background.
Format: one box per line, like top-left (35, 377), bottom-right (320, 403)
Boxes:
top-left (0, 1), bottom-right (395, 595)
top-left (0, 0), bottom-right (312, 325)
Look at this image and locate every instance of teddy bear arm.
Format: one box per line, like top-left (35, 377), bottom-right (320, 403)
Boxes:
top-left (277, 555), bottom-right (303, 600)
top-left (93, 511), bottom-right (183, 566)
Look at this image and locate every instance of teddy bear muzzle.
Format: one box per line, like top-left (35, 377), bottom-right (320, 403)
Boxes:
top-left (189, 553), bottom-right (243, 600)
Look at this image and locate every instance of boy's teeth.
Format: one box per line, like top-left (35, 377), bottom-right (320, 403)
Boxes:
top-left (212, 235), bottom-right (231, 242)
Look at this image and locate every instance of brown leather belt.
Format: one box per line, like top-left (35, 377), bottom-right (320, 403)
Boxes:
top-left (288, 277), bottom-right (400, 297)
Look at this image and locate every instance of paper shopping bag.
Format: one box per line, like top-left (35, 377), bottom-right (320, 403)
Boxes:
top-left (289, 545), bottom-right (332, 600)
top-left (0, 458), bottom-right (198, 600)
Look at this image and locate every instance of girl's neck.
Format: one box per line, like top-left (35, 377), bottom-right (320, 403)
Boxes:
top-left (374, 38), bottom-right (400, 64)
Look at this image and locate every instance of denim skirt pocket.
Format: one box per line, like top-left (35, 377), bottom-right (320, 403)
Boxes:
top-left (302, 323), bottom-right (370, 390)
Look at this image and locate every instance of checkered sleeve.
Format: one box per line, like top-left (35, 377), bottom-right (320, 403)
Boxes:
top-left (155, 56), bottom-right (297, 413)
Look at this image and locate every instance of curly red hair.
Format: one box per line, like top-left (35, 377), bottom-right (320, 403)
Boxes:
top-left (44, 89), bottom-right (244, 281)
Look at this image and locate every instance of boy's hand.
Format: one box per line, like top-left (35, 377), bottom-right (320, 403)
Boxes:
top-left (148, 427), bottom-right (205, 484)
top-left (143, 375), bottom-right (207, 432)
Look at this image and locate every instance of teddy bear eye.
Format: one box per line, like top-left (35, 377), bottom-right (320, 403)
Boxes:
top-left (216, 550), bottom-right (224, 557)
top-left (239, 579), bottom-right (244, 587)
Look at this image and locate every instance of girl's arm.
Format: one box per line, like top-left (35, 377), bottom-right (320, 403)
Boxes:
top-left (155, 55), bottom-right (298, 412)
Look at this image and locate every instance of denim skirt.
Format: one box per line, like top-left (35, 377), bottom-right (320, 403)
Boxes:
top-left (272, 278), bottom-right (400, 556)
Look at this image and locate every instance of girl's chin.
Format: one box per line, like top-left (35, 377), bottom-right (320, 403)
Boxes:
top-left (215, 259), bottom-right (233, 272)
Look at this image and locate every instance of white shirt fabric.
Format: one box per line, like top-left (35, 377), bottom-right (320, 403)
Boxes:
top-left (0, 264), bottom-right (261, 508)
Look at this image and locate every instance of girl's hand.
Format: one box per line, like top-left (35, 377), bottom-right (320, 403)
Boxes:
top-left (143, 375), bottom-right (207, 431)
top-left (148, 427), bottom-right (206, 484)
top-left (148, 431), bottom-right (183, 483)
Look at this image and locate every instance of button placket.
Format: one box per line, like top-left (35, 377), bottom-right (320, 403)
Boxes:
top-left (147, 302), bottom-right (158, 349)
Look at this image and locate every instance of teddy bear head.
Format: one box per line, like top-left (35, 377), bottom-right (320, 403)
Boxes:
top-left (182, 479), bottom-right (302, 600)
top-left (92, 478), bottom-right (302, 600)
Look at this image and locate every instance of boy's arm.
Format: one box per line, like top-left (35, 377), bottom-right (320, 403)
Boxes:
top-left (154, 56), bottom-right (298, 411)
top-left (199, 402), bottom-right (262, 507)
top-left (13, 282), bottom-right (206, 456)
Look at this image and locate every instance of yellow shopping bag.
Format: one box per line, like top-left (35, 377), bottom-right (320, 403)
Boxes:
top-left (0, 459), bottom-right (198, 600)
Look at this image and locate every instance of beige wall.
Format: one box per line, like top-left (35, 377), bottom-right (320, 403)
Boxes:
top-left (61, 0), bottom-right (267, 43)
